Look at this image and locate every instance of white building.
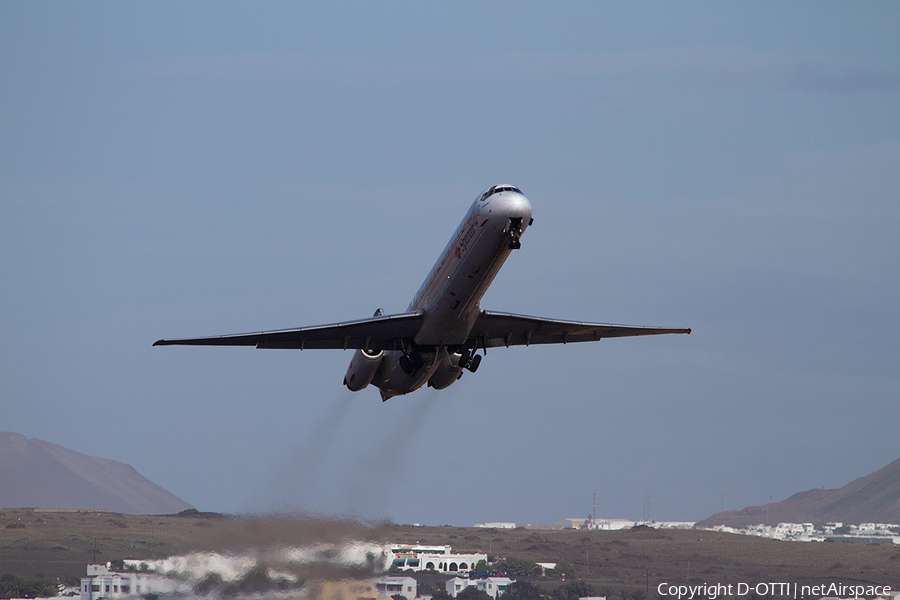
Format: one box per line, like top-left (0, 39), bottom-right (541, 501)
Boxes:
top-left (375, 575), bottom-right (417, 600)
top-left (79, 564), bottom-right (187, 600)
top-left (446, 576), bottom-right (515, 599)
top-left (552, 517), bottom-right (635, 530)
top-left (772, 523), bottom-right (821, 541)
top-left (653, 521), bottom-right (696, 530)
top-left (390, 544), bottom-right (486, 574)
top-left (593, 519), bottom-right (636, 531)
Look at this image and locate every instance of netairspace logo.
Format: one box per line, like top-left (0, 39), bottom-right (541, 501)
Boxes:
top-left (657, 582), bottom-right (893, 600)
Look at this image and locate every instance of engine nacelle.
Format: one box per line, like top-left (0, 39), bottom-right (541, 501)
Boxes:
top-left (427, 361), bottom-right (463, 390)
top-left (343, 348), bottom-right (384, 392)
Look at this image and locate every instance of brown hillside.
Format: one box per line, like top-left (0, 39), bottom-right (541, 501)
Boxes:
top-left (0, 432), bottom-right (193, 515)
top-left (2, 512), bottom-right (899, 588)
top-left (698, 456), bottom-right (900, 528)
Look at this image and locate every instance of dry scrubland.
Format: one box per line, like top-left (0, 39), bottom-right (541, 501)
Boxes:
top-left (1, 510), bottom-right (898, 589)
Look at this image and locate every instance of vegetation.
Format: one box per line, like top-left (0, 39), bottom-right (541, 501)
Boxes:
top-left (494, 557), bottom-right (541, 576)
top-left (0, 574), bottom-right (58, 599)
top-left (550, 581), bottom-right (596, 600)
top-left (546, 560), bottom-right (576, 579)
top-left (457, 586), bottom-right (493, 600)
top-left (832, 525), bottom-right (851, 534)
top-left (107, 559), bottom-right (126, 571)
top-left (499, 581), bottom-right (544, 600)
top-left (432, 589), bottom-right (453, 600)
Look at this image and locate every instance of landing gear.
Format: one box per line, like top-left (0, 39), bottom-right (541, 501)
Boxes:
top-left (400, 351), bottom-right (423, 375)
top-left (459, 347), bottom-right (471, 366)
top-left (458, 348), bottom-right (482, 373)
top-left (506, 216), bottom-right (523, 250)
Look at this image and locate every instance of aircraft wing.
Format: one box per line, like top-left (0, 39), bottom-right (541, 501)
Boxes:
top-left (468, 310), bottom-right (690, 349)
top-left (153, 311), bottom-right (424, 351)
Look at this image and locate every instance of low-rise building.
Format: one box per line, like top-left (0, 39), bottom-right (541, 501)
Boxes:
top-left (553, 517), bottom-right (636, 530)
top-left (446, 576), bottom-right (514, 599)
top-left (79, 564), bottom-right (187, 600)
top-left (552, 518), bottom-right (588, 529)
top-left (653, 521), bottom-right (695, 529)
top-left (389, 544), bottom-right (486, 574)
top-left (375, 575), bottom-right (417, 600)
top-left (594, 519), bottom-right (636, 531)
top-left (699, 521), bottom-right (900, 543)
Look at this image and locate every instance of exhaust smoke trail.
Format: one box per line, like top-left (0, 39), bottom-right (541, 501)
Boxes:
top-left (257, 385), bottom-right (440, 520)
top-left (127, 513), bottom-right (391, 600)
top-left (257, 389), bottom-right (355, 512)
top-left (340, 390), bottom-right (439, 518)
top-left (123, 392), bottom-right (442, 599)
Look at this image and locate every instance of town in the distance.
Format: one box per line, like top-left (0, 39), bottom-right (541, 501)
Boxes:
top-left (59, 529), bottom-right (900, 600)
top-left (14, 515), bottom-right (898, 600)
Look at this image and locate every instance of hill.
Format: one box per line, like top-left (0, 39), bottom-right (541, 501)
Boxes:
top-left (697, 456), bottom-right (900, 528)
top-left (0, 432), bottom-right (193, 515)
top-left (1, 512), bottom-right (898, 588)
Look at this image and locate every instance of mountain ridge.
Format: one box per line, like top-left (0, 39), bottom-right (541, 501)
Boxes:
top-left (0, 431), bottom-right (193, 515)
top-left (697, 456), bottom-right (900, 528)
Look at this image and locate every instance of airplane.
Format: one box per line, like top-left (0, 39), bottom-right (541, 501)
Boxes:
top-left (154, 184), bottom-right (690, 401)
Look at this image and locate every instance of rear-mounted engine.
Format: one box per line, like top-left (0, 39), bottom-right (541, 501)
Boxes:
top-left (343, 348), bottom-right (384, 391)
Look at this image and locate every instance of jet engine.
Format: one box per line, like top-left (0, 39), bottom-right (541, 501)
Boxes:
top-left (343, 348), bottom-right (384, 392)
top-left (427, 357), bottom-right (464, 390)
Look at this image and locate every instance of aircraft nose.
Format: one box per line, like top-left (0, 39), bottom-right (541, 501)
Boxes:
top-left (503, 192), bottom-right (533, 222)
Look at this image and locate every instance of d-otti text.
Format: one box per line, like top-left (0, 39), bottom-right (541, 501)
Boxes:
top-left (657, 582), bottom-right (892, 600)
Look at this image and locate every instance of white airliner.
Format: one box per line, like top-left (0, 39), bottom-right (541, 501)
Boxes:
top-left (155, 185), bottom-right (690, 401)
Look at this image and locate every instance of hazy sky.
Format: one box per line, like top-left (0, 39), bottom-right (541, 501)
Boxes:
top-left (2, 2), bottom-right (899, 526)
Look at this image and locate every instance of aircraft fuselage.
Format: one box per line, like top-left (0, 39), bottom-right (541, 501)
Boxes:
top-left (350, 185), bottom-right (532, 400)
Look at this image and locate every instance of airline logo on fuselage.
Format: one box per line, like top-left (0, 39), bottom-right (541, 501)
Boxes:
top-left (455, 217), bottom-right (478, 258)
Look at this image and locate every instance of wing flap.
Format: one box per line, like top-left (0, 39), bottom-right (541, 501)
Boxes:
top-left (153, 311), bottom-right (424, 351)
top-left (469, 310), bottom-right (690, 348)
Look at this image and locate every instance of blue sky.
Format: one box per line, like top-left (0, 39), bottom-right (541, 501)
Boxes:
top-left (2, 2), bottom-right (899, 525)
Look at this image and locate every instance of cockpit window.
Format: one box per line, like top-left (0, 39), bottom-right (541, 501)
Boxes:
top-left (479, 185), bottom-right (522, 201)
